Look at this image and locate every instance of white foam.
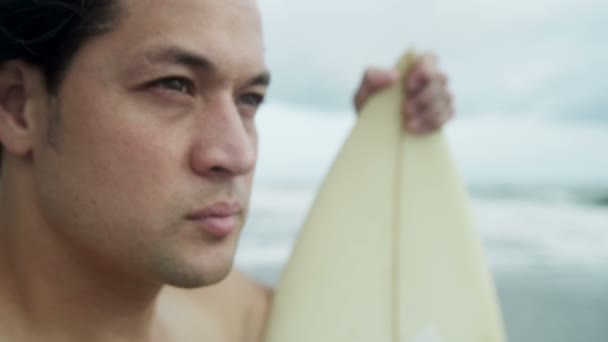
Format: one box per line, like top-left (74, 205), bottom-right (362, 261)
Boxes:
top-left (238, 185), bottom-right (608, 273)
top-left (235, 246), bottom-right (291, 269)
top-left (473, 198), bottom-right (608, 271)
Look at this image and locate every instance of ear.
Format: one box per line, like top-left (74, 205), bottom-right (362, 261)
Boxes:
top-left (0, 60), bottom-right (47, 157)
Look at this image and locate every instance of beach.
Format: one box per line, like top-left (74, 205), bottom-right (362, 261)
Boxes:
top-left (497, 268), bottom-right (608, 342)
top-left (236, 184), bottom-right (608, 342)
top-left (234, 100), bottom-right (608, 341)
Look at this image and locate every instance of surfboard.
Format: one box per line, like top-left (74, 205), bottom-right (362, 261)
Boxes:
top-left (263, 52), bottom-right (507, 342)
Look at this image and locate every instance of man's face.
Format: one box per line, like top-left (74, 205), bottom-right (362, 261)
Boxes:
top-left (30, 0), bottom-right (268, 287)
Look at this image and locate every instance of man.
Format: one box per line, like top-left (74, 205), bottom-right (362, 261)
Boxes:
top-left (0, 0), bottom-right (453, 341)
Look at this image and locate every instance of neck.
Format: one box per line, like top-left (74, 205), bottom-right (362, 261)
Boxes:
top-left (0, 166), bottom-right (166, 342)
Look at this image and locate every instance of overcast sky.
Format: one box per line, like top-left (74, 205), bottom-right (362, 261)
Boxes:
top-left (251, 0), bottom-right (608, 187)
top-left (258, 0), bottom-right (608, 122)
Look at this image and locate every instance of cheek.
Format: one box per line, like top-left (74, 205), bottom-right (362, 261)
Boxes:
top-left (75, 123), bottom-right (170, 193)
top-left (43, 99), bottom-right (186, 228)
top-left (72, 90), bottom-right (183, 181)
top-left (32, 108), bottom-right (189, 266)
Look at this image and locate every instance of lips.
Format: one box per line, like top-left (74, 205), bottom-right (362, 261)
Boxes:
top-left (186, 201), bottom-right (242, 238)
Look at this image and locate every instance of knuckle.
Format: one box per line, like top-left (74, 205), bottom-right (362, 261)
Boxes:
top-left (362, 67), bottom-right (381, 84)
top-left (438, 72), bottom-right (448, 86)
top-left (363, 69), bottom-right (374, 82)
top-left (445, 91), bottom-right (453, 103)
top-left (353, 94), bottom-right (364, 109)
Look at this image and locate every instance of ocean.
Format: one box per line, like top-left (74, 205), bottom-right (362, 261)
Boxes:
top-left (235, 103), bottom-right (608, 342)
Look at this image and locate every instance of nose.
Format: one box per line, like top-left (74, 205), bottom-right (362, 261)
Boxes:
top-left (189, 96), bottom-right (257, 180)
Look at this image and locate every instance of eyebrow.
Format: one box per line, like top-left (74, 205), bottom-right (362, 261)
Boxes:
top-left (248, 72), bottom-right (271, 88)
top-left (145, 47), bottom-right (216, 71)
top-left (144, 46), bottom-right (271, 87)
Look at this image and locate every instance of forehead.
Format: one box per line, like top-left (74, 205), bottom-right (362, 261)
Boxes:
top-left (83, 0), bottom-right (266, 77)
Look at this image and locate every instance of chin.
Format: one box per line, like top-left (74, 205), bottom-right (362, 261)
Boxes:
top-left (149, 244), bottom-right (237, 289)
top-left (170, 262), bottom-right (234, 289)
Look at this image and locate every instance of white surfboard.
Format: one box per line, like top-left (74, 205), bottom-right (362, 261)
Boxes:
top-left (263, 52), bottom-right (507, 342)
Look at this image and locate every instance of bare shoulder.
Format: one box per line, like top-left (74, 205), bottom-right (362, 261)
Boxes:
top-left (227, 270), bottom-right (274, 340)
top-left (163, 269), bottom-right (273, 342)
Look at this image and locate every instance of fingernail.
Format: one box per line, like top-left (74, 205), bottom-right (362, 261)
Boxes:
top-left (408, 75), bottom-right (417, 91)
top-left (408, 118), bottom-right (423, 131)
top-left (406, 102), bottom-right (416, 116)
top-left (408, 74), bottom-right (423, 92)
top-left (387, 70), bottom-right (400, 82)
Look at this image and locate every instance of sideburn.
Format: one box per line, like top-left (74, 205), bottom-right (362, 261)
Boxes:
top-left (46, 98), bottom-right (63, 151)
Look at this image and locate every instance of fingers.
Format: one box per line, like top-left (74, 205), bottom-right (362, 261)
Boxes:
top-left (353, 53), bottom-right (455, 134)
top-left (405, 53), bottom-right (437, 97)
top-left (354, 68), bottom-right (399, 112)
top-left (403, 53), bottom-right (454, 134)
top-left (405, 93), bottom-right (454, 133)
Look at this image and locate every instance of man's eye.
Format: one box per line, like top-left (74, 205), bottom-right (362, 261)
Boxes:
top-left (237, 93), bottom-right (265, 107)
top-left (152, 77), bottom-right (194, 94)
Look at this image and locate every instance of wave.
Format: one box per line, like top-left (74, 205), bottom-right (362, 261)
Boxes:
top-left (469, 185), bottom-right (608, 208)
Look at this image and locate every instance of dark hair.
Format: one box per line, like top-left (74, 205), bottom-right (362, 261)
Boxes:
top-left (0, 0), bottom-right (121, 94)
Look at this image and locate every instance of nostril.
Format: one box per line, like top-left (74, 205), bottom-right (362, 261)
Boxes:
top-left (210, 166), bottom-right (229, 174)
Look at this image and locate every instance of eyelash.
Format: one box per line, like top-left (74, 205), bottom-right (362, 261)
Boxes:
top-left (237, 93), bottom-right (265, 108)
top-left (150, 77), bottom-right (195, 95)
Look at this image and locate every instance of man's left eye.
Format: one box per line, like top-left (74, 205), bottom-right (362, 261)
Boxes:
top-left (237, 93), bottom-right (265, 107)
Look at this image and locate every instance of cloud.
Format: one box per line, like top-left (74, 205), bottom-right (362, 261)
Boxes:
top-left (257, 0), bottom-right (608, 121)
top-left (254, 102), bottom-right (608, 188)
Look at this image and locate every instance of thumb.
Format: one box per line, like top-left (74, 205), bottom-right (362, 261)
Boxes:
top-left (354, 68), bottom-right (399, 112)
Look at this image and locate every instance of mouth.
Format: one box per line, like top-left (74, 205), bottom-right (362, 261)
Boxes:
top-left (186, 201), bottom-right (242, 238)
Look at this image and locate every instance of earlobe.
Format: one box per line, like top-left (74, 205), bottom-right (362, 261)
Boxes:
top-left (0, 61), bottom-right (42, 157)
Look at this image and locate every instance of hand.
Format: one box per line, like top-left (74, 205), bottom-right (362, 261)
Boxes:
top-left (353, 53), bottom-right (454, 134)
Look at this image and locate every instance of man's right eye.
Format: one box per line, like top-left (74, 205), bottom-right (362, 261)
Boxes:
top-left (150, 77), bottom-right (195, 95)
